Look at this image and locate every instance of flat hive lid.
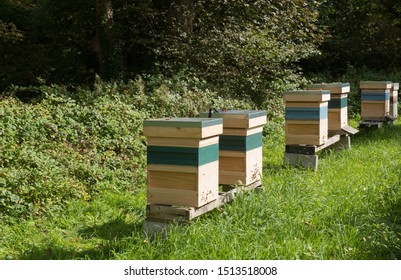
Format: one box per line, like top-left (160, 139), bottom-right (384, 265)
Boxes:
top-left (306, 83), bottom-right (350, 94)
top-left (199, 110), bottom-right (267, 129)
top-left (284, 90), bottom-right (331, 102)
top-left (392, 83), bottom-right (399, 91)
top-left (144, 117), bottom-right (223, 138)
top-left (360, 81), bottom-right (392, 90)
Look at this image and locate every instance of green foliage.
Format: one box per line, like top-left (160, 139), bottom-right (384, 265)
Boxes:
top-left (0, 76), bottom-right (250, 221)
top-left (156, 0), bottom-right (323, 105)
top-left (304, 0), bottom-right (401, 76)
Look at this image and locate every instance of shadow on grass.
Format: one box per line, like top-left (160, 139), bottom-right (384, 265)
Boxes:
top-left (19, 218), bottom-right (146, 260)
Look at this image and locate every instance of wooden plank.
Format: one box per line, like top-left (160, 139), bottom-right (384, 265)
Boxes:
top-left (358, 121), bottom-right (384, 128)
top-left (144, 117), bottom-right (223, 129)
top-left (285, 134), bottom-right (341, 155)
top-left (285, 118), bottom-right (328, 145)
top-left (145, 180), bottom-right (263, 228)
top-left (284, 90), bottom-right (331, 102)
top-left (199, 110), bottom-right (267, 129)
top-left (315, 134), bottom-right (341, 152)
top-left (147, 161), bottom-right (219, 207)
top-left (359, 81), bottom-right (392, 89)
top-left (222, 126), bottom-right (263, 136)
top-left (146, 136), bottom-right (219, 148)
top-left (341, 125), bottom-right (359, 135)
top-left (306, 83), bottom-right (350, 94)
top-left (144, 125), bottom-right (223, 139)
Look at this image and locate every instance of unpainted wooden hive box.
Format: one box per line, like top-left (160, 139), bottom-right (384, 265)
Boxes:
top-left (306, 83), bottom-right (350, 133)
top-left (200, 110), bottom-right (267, 186)
top-left (390, 82), bottom-right (399, 118)
top-left (283, 90), bottom-right (330, 146)
top-left (360, 81), bottom-right (392, 121)
top-left (143, 117), bottom-right (223, 207)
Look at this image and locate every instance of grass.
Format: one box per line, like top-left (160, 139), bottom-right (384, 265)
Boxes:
top-left (1, 122), bottom-right (401, 260)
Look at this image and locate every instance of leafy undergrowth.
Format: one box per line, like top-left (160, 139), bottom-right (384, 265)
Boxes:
top-left (1, 113), bottom-right (401, 259)
top-left (0, 79), bottom-right (250, 221)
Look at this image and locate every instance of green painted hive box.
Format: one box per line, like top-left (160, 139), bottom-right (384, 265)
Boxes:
top-left (284, 90), bottom-right (330, 146)
top-left (143, 117), bottom-right (223, 207)
top-left (199, 110), bottom-right (267, 186)
top-left (360, 81), bottom-right (391, 121)
top-left (390, 83), bottom-right (399, 118)
top-left (306, 83), bottom-right (350, 132)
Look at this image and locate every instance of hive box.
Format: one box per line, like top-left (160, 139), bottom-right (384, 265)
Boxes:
top-left (144, 118), bottom-right (223, 207)
top-left (360, 81), bottom-right (391, 121)
top-left (200, 110), bottom-right (267, 186)
top-left (390, 83), bottom-right (399, 118)
top-left (306, 83), bottom-right (350, 132)
top-left (284, 90), bottom-right (330, 145)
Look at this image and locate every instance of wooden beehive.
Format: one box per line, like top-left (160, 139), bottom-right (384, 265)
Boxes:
top-left (360, 81), bottom-right (391, 121)
top-left (284, 90), bottom-right (330, 146)
top-left (200, 110), bottom-right (267, 186)
top-left (306, 83), bottom-right (350, 132)
top-left (144, 117), bottom-right (223, 207)
top-left (390, 82), bottom-right (399, 118)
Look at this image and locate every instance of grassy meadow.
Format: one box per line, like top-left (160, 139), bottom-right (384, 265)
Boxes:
top-left (1, 108), bottom-right (400, 259)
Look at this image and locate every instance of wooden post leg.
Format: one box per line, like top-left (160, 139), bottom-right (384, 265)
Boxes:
top-left (332, 134), bottom-right (351, 151)
top-left (284, 153), bottom-right (318, 170)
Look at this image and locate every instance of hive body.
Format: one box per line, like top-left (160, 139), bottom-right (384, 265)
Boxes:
top-left (284, 90), bottom-right (330, 146)
top-left (144, 118), bottom-right (223, 207)
top-left (200, 110), bottom-right (267, 186)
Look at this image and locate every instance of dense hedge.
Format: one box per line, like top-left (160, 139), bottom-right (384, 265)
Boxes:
top-left (0, 76), bottom-right (251, 220)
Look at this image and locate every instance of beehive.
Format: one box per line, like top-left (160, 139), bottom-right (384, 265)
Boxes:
top-left (306, 83), bottom-right (350, 132)
top-left (284, 90), bottom-right (330, 146)
top-left (144, 117), bottom-right (223, 207)
top-left (390, 83), bottom-right (399, 118)
top-left (360, 81), bottom-right (391, 121)
top-left (200, 110), bottom-right (267, 186)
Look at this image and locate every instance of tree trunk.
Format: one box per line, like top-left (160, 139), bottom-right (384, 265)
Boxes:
top-left (93, 0), bottom-right (114, 78)
top-left (168, 0), bottom-right (195, 35)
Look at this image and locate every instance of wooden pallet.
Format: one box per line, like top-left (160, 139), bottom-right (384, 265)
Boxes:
top-left (359, 115), bottom-right (397, 129)
top-left (144, 180), bottom-right (263, 235)
top-left (283, 134), bottom-right (352, 170)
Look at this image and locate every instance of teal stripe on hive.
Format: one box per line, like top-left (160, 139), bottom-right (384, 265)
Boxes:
top-left (220, 132), bottom-right (263, 151)
top-left (361, 92), bottom-right (390, 101)
top-left (285, 106), bottom-right (328, 120)
top-left (147, 144), bottom-right (218, 166)
top-left (328, 97), bottom-right (347, 109)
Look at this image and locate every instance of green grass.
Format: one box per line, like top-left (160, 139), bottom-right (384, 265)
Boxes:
top-left (1, 121), bottom-right (401, 260)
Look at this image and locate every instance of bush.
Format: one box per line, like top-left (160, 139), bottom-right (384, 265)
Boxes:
top-left (0, 75), bottom-right (253, 220)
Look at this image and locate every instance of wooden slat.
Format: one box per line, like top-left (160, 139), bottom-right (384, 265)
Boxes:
top-left (222, 126), bottom-right (263, 136)
top-left (146, 136), bottom-right (219, 148)
top-left (306, 83), bottom-right (350, 94)
top-left (285, 135), bottom-right (340, 155)
top-left (145, 180), bottom-right (263, 225)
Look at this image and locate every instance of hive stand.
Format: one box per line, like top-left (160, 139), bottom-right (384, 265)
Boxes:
top-left (284, 134), bottom-right (350, 170)
top-left (144, 180), bottom-right (263, 235)
top-left (359, 81), bottom-right (395, 129)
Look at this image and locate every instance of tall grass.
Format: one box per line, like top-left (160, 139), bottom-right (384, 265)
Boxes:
top-left (1, 121), bottom-right (400, 260)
